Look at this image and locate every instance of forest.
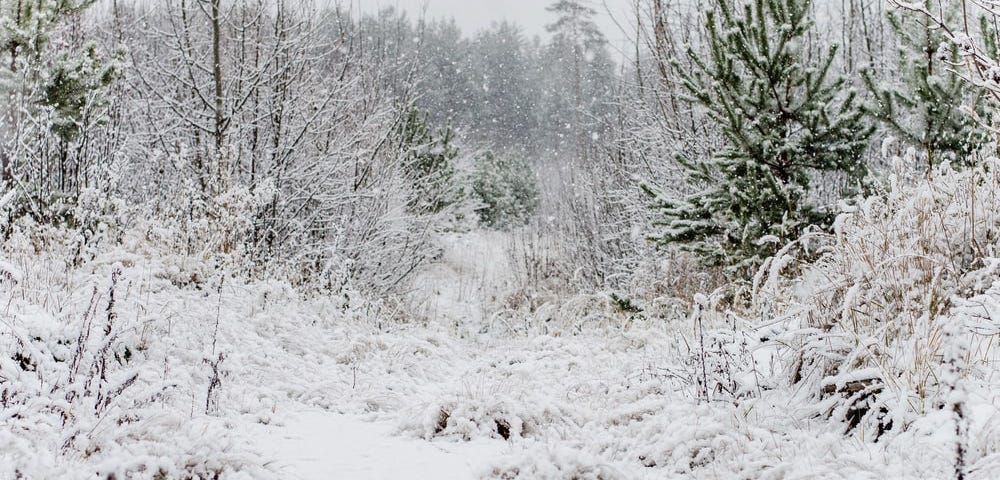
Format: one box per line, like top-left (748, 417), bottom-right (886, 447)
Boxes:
top-left (2, 0), bottom-right (1000, 478)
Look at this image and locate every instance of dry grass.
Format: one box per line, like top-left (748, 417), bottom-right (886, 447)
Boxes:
top-left (746, 157), bottom-right (1000, 435)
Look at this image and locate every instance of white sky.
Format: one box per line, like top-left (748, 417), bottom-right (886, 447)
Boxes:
top-left (352, 0), bottom-right (635, 47)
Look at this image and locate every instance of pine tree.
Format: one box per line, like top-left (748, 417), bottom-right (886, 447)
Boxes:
top-left (1, 0), bottom-right (120, 213)
top-left (472, 151), bottom-right (540, 229)
top-left (469, 22), bottom-right (537, 149)
top-left (542, 0), bottom-right (615, 156)
top-left (1, 0), bottom-right (100, 186)
top-left (44, 44), bottom-right (120, 144)
top-left (397, 108), bottom-right (462, 216)
top-left (862, 1), bottom-right (982, 169)
top-left (1, 0), bottom-right (97, 71)
top-left (646, 0), bottom-right (871, 273)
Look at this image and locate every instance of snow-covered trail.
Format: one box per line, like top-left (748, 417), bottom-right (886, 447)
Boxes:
top-left (251, 232), bottom-right (516, 479)
top-left (253, 411), bottom-right (504, 480)
top-left (239, 230), bottom-right (688, 479)
top-left (405, 232), bottom-right (515, 330)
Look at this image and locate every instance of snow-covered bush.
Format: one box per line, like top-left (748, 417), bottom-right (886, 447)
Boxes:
top-left (406, 386), bottom-right (577, 442)
top-left (483, 444), bottom-right (625, 480)
top-left (418, 397), bottom-right (536, 441)
top-left (0, 261), bottom-right (266, 478)
top-left (749, 156), bottom-right (1000, 438)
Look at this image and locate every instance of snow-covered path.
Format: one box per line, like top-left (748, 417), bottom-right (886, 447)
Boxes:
top-left (235, 231), bottom-right (687, 480)
top-left (250, 233), bottom-right (515, 479)
top-left (405, 232), bottom-right (515, 330)
top-left (253, 411), bottom-right (504, 480)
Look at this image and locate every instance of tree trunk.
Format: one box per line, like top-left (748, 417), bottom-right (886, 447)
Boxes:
top-left (211, 0), bottom-right (226, 192)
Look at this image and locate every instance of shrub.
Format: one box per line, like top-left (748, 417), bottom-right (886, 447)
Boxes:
top-left (748, 156), bottom-right (1000, 437)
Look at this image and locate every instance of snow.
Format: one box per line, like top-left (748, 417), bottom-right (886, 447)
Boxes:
top-left (405, 231), bottom-right (513, 329)
top-left (6, 191), bottom-right (1000, 478)
top-left (4, 15), bottom-right (1000, 478)
top-left (11, 0), bottom-right (1000, 478)
top-left (252, 410), bottom-right (504, 480)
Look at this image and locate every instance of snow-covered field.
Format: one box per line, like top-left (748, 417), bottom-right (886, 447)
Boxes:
top-left (5, 197), bottom-right (1000, 479)
top-left (252, 410), bottom-right (504, 479)
top-left (10, 0), bottom-right (1000, 478)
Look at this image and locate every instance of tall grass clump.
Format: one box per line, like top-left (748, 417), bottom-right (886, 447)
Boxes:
top-left (748, 153), bottom-right (1000, 438)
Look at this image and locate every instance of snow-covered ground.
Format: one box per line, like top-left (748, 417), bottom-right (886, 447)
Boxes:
top-left (252, 411), bottom-right (504, 479)
top-left (249, 234), bottom-right (513, 478)
top-left (241, 230), bottom-right (676, 479)
top-left (4, 218), bottom-right (1000, 478)
top-left (405, 231), bottom-right (515, 331)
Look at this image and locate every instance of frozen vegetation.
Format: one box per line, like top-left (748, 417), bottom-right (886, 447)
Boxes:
top-left (2, 0), bottom-right (1000, 479)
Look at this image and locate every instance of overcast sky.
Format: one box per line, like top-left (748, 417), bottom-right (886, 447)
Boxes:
top-left (353, 0), bottom-right (635, 47)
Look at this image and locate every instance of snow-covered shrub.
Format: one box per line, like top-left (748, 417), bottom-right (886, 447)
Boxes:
top-left (627, 403), bottom-right (741, 474)
top-left (483, 444), bottom-right (626, 480)
top-left (1, 188), bottom-right (129, 274)
top-left (420, 398), bottom-right (533, 441)
top-left (750, 157), bottom-right (1000, 437)
top-left (686, 300), bottom-right (767, 401)
top-left (0, 262), bottom-right (267, 478)
top-left (142, 182), bottom-right (263, 278)
top-left (407, 389), bottom-right (573, 442)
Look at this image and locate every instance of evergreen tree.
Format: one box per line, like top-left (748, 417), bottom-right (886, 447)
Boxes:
top-left (44, 43), bottom-right (121, 143)
top-left (397, 108), bottom-right (462, 216)
top-left (862, 1), bottom-right (982, 168)
top-left (468, 21), bottom-right (537, 149)
top-left (1, 0), bottom-right (120, 213)
top-left (1, 0), bottom-right (100, 186)
top-left (1, 0), bottom-right (97, 71)
top-left (472, 151), bottom-right (540, 229)
top-left (646, 0), bottom-right (871, 272)
top-left (542, 0), bottom-right (615, 155)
